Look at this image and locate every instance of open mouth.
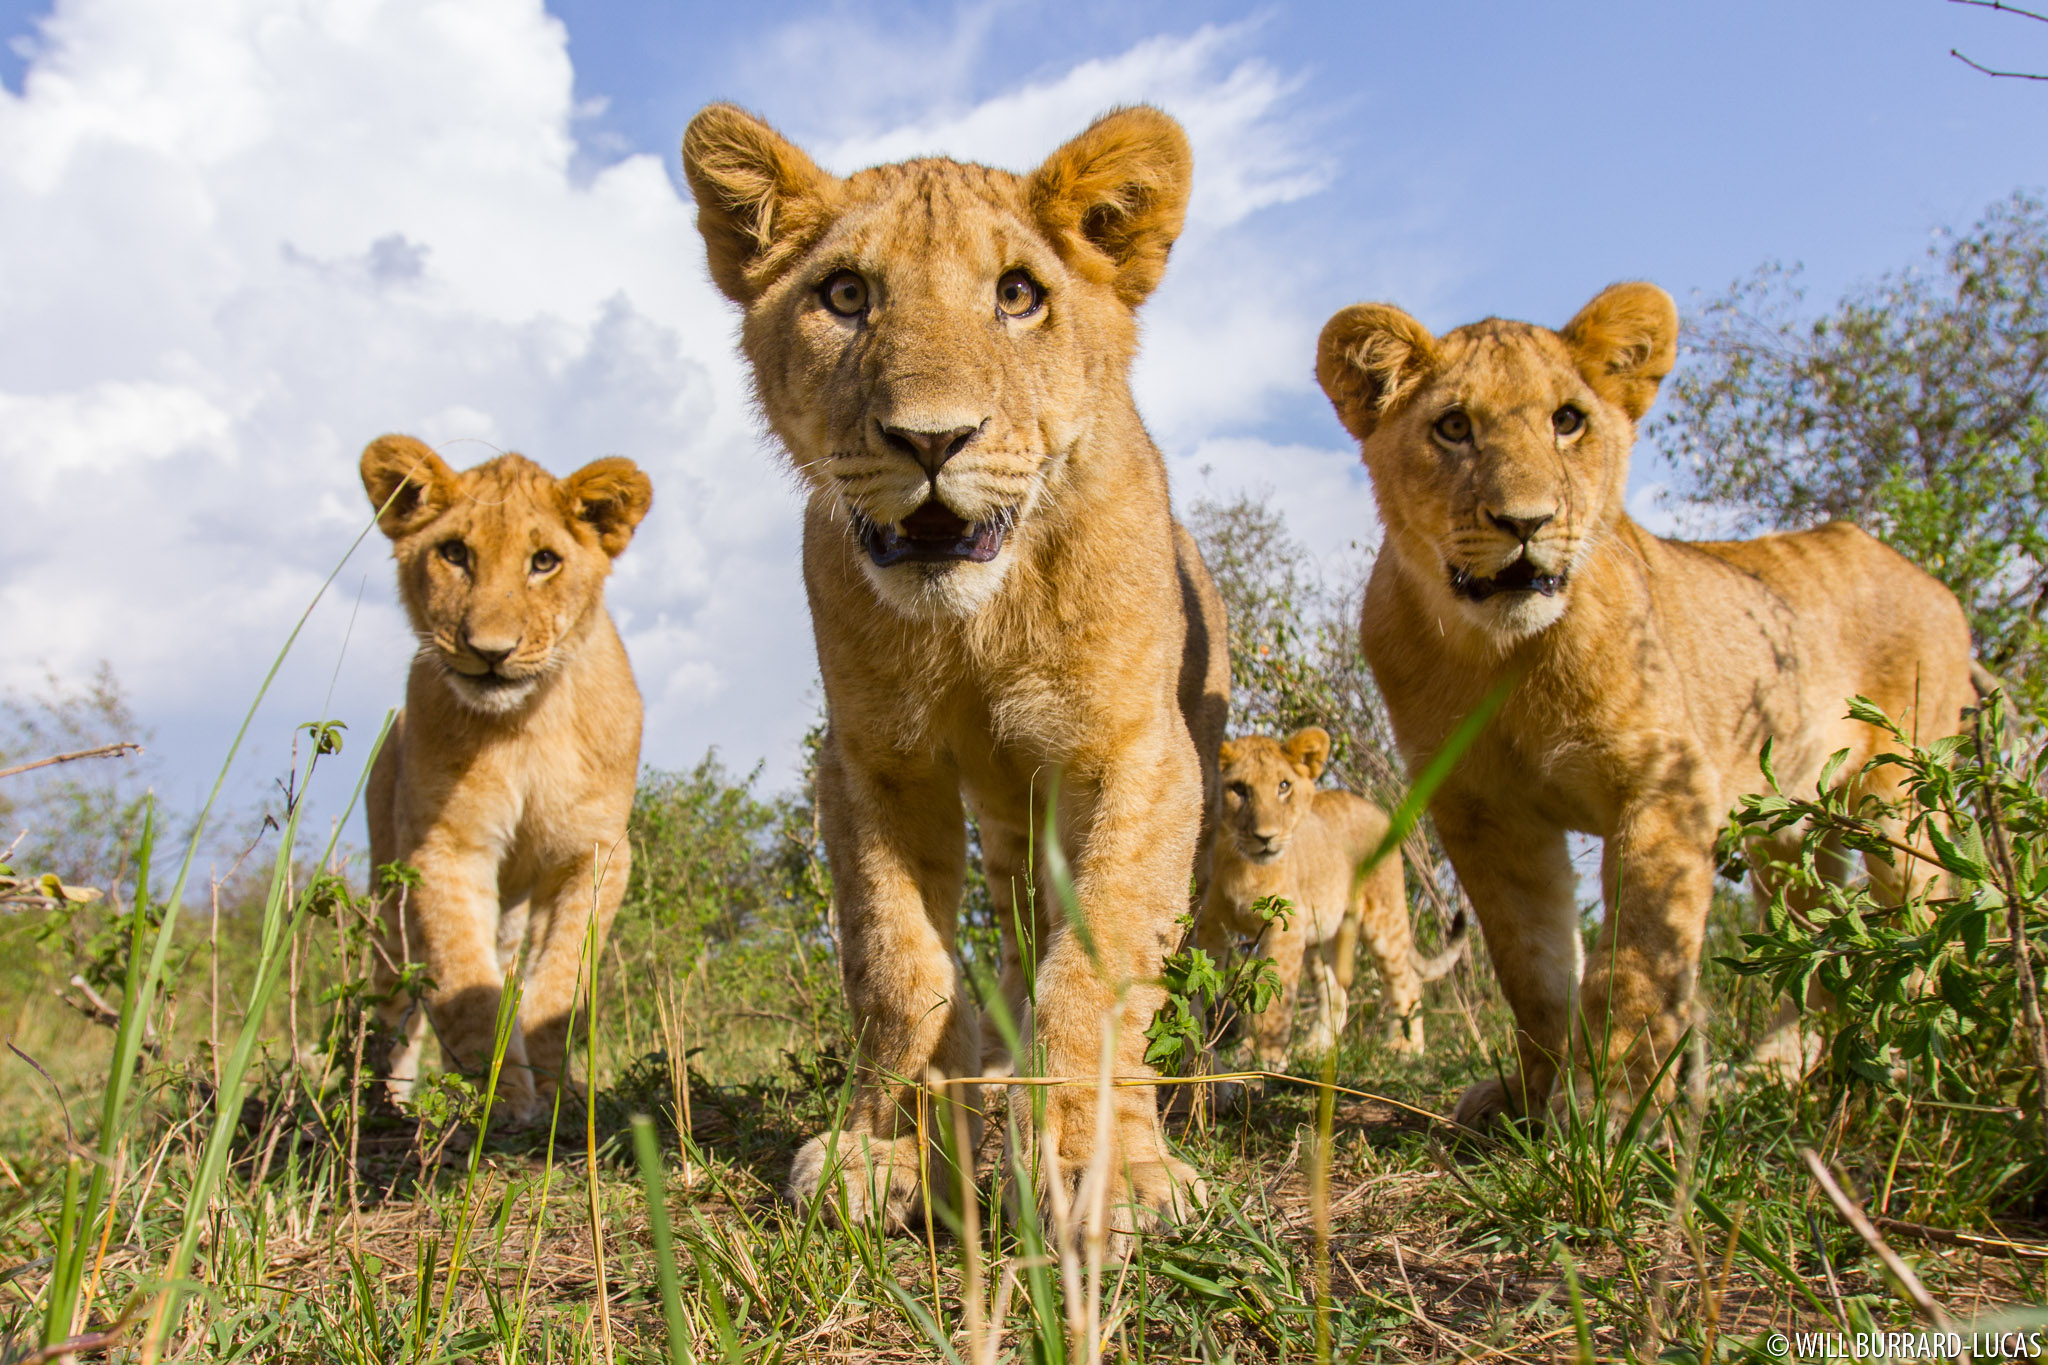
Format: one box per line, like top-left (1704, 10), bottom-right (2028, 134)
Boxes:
top-left (1448, 557), bottom-right (1567, 602)
top-left (855, 501), bottom-right (1009, 568)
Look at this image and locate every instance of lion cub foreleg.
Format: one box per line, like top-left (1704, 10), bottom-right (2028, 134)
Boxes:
top-left (789, 743), bottom-right (980, 1230)
top-left (1437, 807), bottom-right (1581, 1127)
top-left (399, 840), bottom-right (541, 1121)
top-left (512, 841), bottom-right (631, 1108)
top-left (1018, 744), bottom-right (1206, 1234)
top-left (1245, 910), bottom-right (1309, 1070)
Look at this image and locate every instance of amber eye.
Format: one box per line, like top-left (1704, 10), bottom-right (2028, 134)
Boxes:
top-left (820, 270), bottom-right (869, 317)
top-left (438, 541), bottom-right (468, 569)
top-left (1228, 781), bottom-right (1249, 801)
top-left (1434, 410), bottom-right (1472, 444)
top-left (531, 549), bottom-right (560, 574)
top-left (1553, 405), bottom-right (1585, 437)
top-left (1277, 779), bottom-right (1291, 796)
top-left (996, 269), bottom-right (1043, 318)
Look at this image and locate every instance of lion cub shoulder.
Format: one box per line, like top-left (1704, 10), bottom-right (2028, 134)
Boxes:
top-left (359, 435), bottom-right (651, 1123)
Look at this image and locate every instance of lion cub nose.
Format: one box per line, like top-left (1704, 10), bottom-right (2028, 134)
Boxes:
top-left (1485, 509), bottom-right (1554, 544)
top-left (466, 636), bottom-right (518, 668)
top-left (880, 423), bottom-right (981, 476)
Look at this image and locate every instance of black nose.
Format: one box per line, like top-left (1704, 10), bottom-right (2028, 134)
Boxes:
top-left (1486, 510), bottom-right (1554, 543)
top-left (880, 423), bottom-right (980, 476)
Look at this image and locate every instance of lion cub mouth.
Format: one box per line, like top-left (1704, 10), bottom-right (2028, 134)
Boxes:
top-left (856, 501), bottom-right (1010, 568)
top-left (1448, 556), bottom-right (1567, 602)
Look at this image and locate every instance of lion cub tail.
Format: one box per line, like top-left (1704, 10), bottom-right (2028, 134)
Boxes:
top-left (1409, 906), bottom-right (1471, 984)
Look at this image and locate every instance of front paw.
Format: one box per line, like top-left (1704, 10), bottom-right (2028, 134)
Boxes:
top-left (788, 1131), bottom-right (925, 1230)
top-left (1452, 1075), bottom-right (1522, 1130)
top-left (1019, 1099), bottom-right (1206, 1253)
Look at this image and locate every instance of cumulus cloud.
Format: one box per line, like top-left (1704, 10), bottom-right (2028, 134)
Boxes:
top-left (0, 1), bottom-right (1385, 824)
top-left (0, 0), bottom-right (806, 806)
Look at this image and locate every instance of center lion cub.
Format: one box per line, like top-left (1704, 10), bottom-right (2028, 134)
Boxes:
top-left (360, 435), bottom-right (651, 1124)
top-left (1199, 727), bottom-right (1466, 1070)
top-left (683, 104), bottom-right (1230, 1233)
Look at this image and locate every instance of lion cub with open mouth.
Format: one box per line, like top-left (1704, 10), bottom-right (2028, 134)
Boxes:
top-left (360, 435), bottom-right (651, 1124)
top-left (1199, 727), bottom-right (1466, 1077)
top-left (1315, 283), bottom-right (1974, 1130)
top-left (683, 104), bottom-right (1230, 1236)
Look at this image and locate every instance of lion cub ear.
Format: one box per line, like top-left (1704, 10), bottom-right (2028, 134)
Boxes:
top-left (682, 103), bottom-right (838, 306)
top-left (360, 435), bottom-right (457, 539)
top-left (1560, 282), bottom-right (1678, 421)
top-left (1027, 106), bottom-right (1192, 308)
top-left (561, 457), bottom-right (653, 558)
top-left (1316, 305), bottom-right (1439, 443)
top-left (1281, 727), bottom-right (1331, 782)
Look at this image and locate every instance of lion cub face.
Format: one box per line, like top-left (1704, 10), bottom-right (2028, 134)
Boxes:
top-left (1218, 728), bottom-right (1330, 864)
top-left (1316, 283), bottom-right (1678, 642)
top-left (683, 105), bottom-right (1190, 619)
top-left (360, 436), bottom-right (652, 714)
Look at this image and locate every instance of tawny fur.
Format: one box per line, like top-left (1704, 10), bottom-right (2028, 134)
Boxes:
top-left (360, 435), bottom-right (651, 1124)
top-left (682, 104), bottom-right (1229, 1233)
top-left (1200, 728), bottom-right (1467, 1069)
top-left (1314, 283), bottom-right (1975, 1128)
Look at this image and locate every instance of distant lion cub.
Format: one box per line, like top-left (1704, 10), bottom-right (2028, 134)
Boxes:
top-left (1199, 728), bottom-right (1466, 1069)
top-left (360, 435), bottom-right (651, 1122)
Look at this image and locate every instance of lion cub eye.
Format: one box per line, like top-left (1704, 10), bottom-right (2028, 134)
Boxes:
top-left (820, 270), bottom-right (869, 317)
top-left (438, 541), bottom-right (469, 569)
top-left (1277, 780), bottom-right (1292, 796)
top-left (1228, 781), bottom-right (1250, 801)
top-left (1433, 410), bottom-right (1472, 444)
top-left (1553, 405), bottom-right (1585, 437)
top-left (996, 269), bottom-right (1043, 319)
top-left (530, 549), bottom-right (561, 575)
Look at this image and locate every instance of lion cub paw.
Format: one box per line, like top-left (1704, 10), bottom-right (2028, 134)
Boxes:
top-left (1451, 1076), bottom-right (1521, 1130)
top-left (787, 1131), bottom-right (925, 1230)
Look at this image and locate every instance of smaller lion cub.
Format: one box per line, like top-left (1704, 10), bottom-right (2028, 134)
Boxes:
top-left (1199, 727), bottom-right (1466, 1070)
top-left (360, 435), bottom-right (651, 1123)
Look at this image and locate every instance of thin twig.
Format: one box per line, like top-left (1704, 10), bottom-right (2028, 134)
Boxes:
top-left (1951, 49), bottom-right (2048, 78)
top-left (1801, 1148), bottom-right (1952, 1329)
top-left (1875, 1216), bottom-right (2048, 1260)
top-left (1950, 0), bottom-right (2048, 24)
top-left (0, 742), bottom-right (142, 782)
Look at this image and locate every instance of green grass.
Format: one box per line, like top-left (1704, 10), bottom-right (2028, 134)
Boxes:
top-left (3, 843), bottom-right (2045, 1363)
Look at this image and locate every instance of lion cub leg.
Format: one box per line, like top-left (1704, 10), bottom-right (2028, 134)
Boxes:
top-left (514, 843), bottom-right (631, 1109)
top-left (1438, 810), bottom-right (1581, 1128)
top-left (789, 746), bottom-right (981, 1231)
top-left (1016, 753), bottom-right (1207, 1241)
top-left (1353, 855), bottom-right (1426, 1054)
top-left (1574, 800), bottom-right (1718, 1122)
top-left (1247, 911), bottom-right (1309, 1070)
top-left (402, 843), bottom-right (542, 1122)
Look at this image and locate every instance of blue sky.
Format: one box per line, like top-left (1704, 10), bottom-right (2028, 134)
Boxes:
top-left (0, 0), bottom-right (2040, 842)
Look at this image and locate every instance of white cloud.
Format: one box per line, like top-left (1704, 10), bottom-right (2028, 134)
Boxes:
top-left (0, 2), bottom-right (1381, 821)
top-left (0, 0), bottom-right (809, 805)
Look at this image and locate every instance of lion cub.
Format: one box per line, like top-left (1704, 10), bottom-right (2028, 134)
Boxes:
top-left (1199, 727), bottom-right (1465, 1070)
top-left (683, 104), bottom-right (1229, 1235)
top-left (1315, 283), bottom-right (1974, 1129)
top-left (360, 435), bottom-right (651, 1123)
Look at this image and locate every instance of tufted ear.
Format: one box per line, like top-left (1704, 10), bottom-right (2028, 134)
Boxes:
top-left (682, 103), bottom-right (839, 305)
top-left (1560, 282), bottom-right (1678, 421)
top-left (561, 457), bottom-right (653, 558)
top-left (1282, 727), bottom-right (1331, 782)
top-left (1217, 738), bottom-right (1240, 771)
top-left (360, 434), bottom-right (458, 539)
top-left (1027, 106), bottom-right (1192, 308)
top-left (1316, 304), bottom-right (1440, 443)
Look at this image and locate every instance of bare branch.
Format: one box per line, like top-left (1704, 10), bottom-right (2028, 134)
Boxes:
top-left (1951, 0), bottom-right (2048, 24)
top-left (1951, 47), bottom-right (2048, 79)
top-left (0, 741), bottom-right (143, 782)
